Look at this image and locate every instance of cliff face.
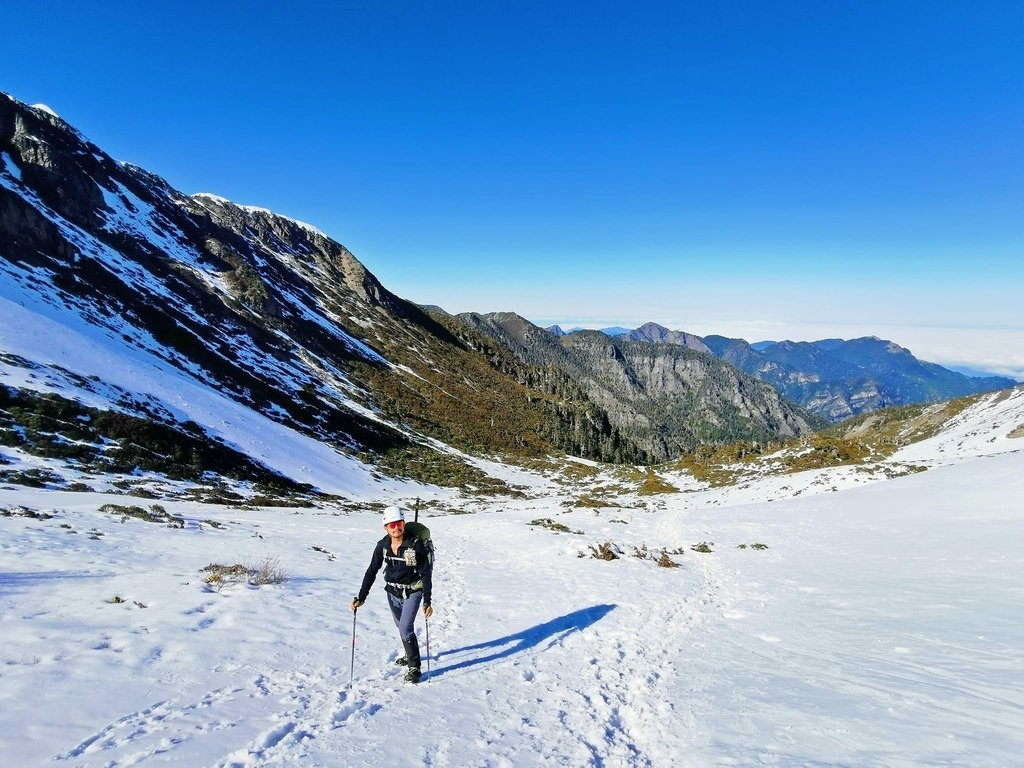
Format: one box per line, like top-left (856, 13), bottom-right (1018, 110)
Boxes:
top-left (462, 314), bottom-right (821, 461)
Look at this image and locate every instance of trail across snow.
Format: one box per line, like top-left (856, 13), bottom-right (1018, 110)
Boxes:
top-left (329, 499), bottom-right (718, 767)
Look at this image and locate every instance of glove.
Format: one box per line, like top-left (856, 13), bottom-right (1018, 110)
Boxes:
top-left (423, 604), bottom-right (433, 619)
top-left (351, 598), bottom-right (363, 612)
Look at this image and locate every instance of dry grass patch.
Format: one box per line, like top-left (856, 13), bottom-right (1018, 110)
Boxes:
top-left (638, 470), bottom-right (679, 495)
top-left (529, 518), bottom-right (583, 534)
top-left (201, 556), bottom-right (289, 591)
top-left (561, 462), bottom-right (601, 481)
top-left (573, 494), bottom-right (614, 508)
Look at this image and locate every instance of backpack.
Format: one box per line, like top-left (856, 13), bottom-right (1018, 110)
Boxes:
top-left (404, 520), bottom-right (435, 570)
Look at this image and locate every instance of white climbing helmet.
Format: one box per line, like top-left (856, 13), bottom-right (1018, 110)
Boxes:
top-left (382, 505), bottom-right (405, 526)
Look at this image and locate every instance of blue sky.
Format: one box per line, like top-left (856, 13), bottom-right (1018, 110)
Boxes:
top-left (5, 2), bottom-right (1023, 377)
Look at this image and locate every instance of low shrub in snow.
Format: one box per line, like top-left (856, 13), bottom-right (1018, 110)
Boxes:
top-left (588, 541), bottom-right (620, 560)
top-left (657, 552), bottom-right (680, 568)
top-left (0, 467), bottom-right (65, 488)
top-left (573, 494), bottom-right (613, 508)
top-left (100, 503), bottom-right (185, 527)
top-left (529, 518), bottom-right (583, 534)
top-left (201, 556), bottom-right (289, 591)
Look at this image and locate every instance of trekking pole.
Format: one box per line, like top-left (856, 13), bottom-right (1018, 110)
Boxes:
top-left (425, 613), bottom-right (431, 680)
top-left (350, 604), bottom-right (358, 685)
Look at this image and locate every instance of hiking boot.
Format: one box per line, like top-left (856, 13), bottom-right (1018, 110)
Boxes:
top-left (402, 636), bottom-right (421, 671)
top-left (404, 666), bottom-right (421, 684)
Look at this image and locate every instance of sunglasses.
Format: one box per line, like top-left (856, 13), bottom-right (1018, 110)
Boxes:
top-left (386, 520), bottom-right (405, 530)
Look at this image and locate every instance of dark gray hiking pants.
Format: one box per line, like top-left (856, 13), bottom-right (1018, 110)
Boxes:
top-left (387, 589), bottom-right (422, 644)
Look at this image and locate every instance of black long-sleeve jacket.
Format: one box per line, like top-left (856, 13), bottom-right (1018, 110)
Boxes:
top-left (356, 534), bottom-right (432, 606)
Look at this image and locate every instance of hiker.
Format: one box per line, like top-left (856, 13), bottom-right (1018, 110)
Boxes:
top-left (351, 505), bottom-right (433, 683)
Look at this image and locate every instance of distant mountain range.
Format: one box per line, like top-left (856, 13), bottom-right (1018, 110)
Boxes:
top-left (0, 92), bottom-right (1014, 494)
top-left (545, 323), bottom-right (1014, 422)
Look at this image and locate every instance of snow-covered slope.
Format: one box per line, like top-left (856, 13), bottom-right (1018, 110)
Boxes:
top-left (0, 92), bottom-right (424, 489)
top-left (0, 290), bottom-right (406, 499)
top-left (2, 399), bottom-right (1022, 766)
top-left (890, 385), bottom-right (1024, 463)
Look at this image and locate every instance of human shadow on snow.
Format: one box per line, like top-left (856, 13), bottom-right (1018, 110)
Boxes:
top-left (429, 603), bottom-right (616, 678)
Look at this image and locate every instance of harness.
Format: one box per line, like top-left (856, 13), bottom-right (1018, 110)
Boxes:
top-left (385, 581), bottom-right (423, 599)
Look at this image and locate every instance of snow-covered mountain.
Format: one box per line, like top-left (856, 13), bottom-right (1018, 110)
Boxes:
top-left (1, 94), bottom-right (432, 492)
top-left (0, 93), bottom-right (662, 489)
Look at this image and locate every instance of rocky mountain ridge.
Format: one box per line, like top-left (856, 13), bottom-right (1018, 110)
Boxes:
top-left (5, 91), bottom-right (1002, 492)
top-left (701, 333), bottom-right (1015, 421)
top-left (589, 322), bottom-right (1014, 422)
top-left (460, 313), bottom-right (821, 461)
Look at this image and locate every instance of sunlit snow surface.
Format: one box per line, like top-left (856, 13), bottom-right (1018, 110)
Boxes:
top-left (1, 402), bottom-right (1022, 766)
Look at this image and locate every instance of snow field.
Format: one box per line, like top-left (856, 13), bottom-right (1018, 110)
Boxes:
top-left (1, 417), bottom-right (1023, 765)
top-left (674, 456), bottom-right (1024, 766)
